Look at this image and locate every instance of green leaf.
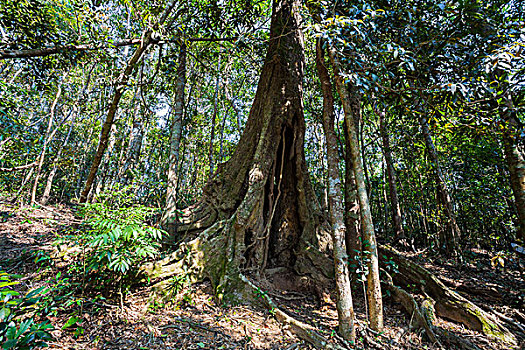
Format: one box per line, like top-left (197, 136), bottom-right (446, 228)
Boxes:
top-left (62, 315), bottom-right (81, 329)
top-left (2, 339), bottom-right (18, 349)
top-left (16, 318), bottom-right (33, 338)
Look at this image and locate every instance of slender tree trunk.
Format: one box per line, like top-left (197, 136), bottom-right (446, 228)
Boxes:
top-left (500, 95), bottom-right (525, 243)
top-left (78, 0), bottom-right (180, 202)
top-left (328, 47), bottom-right (383, 331)
top-left (40, 107), bottom-right (77, 204)
top-left (31, 83), bottom-right (63, 204)
top-left (41, 65), bottom-right (94, 204)
top-left (117, 85), bottom-right (143, 185)
top-left (75, 120), bottom-right (97, 198)
top-left (419, 114), bottom-right (461, 254)
top-left (14, 168), bottom-right (34, 204)
top-left (120, 114), bottom-right (145, 184)
top-left (315, 39), bottom-right (355, 342)
top-left (377, 106), bottom-right (404, 241)
top-left (343, 121), bottom-right (360, 282)
top-left (94, 124), bottom-right (118, 197)
top-left (161, 42), bottom-right (187, 238)
top-left (208, 52), bottom-right (221, 178)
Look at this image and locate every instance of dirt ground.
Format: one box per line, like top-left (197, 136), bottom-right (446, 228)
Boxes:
top-left (0, 200), bottom-right (523, 349)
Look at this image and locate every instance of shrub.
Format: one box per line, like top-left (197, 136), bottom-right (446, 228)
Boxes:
top-left (57, 186), bottom-right (167, 297)
top-left (0, 271), bottom-right (53, 349)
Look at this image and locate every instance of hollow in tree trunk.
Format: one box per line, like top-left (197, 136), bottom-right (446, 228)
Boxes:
top-left (145, 0), bottom-right (333, 299)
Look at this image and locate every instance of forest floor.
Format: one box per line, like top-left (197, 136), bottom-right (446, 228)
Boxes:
top-left (0, 200), bottom-right (524, 349)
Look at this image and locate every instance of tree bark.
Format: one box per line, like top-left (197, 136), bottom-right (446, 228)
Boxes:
top-left (161, 42), bottom-right (187, 238)
top-left (500, 95), bottom-right (525, 243)
top-left (146, 0), bottom-right (333, 299)
top-left (208, 52), bottom-right (221, 178)
top-left (315, 39), bottom-right (356, 342)
top-left (343, 120), bottom-right (361, 283)
top-left (31, 82), bottom-right (63, 204)
top-left (376, 105), bottom-right (404, 241)
top-left (78, 0), bottom-right (180, 202)
top-left (328, 47), bottom-right (383, 331)
top-left (419, 114), bottom-right (461, 254)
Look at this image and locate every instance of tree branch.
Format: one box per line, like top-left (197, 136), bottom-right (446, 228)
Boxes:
top-left (0, 37), bottom-right (238, 60)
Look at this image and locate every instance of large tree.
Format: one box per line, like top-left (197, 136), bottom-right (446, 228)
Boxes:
top-left (148, 0), bottom-right (332, 298)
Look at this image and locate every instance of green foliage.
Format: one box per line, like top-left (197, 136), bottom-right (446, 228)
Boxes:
top-left (0, 271), bottom-right (54, 349)
top-left (59, 186), bottom-right (166, 288)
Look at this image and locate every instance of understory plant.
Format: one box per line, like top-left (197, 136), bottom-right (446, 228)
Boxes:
top-left (0, 271), bottom-right (54, 349)
top-left (58, 186), bottom-right (166, 300)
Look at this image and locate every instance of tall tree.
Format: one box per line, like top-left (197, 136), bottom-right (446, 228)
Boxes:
top-left (328, 47), bottom-right (384, 331)
top-left (161, 42), bottom-right (187, 238)
top-left (148, 0), bottom-right (334, 306)
top-left (315, 39), bottom-right (356, 342)
top-left (376, 104), bottom-right (405, 242)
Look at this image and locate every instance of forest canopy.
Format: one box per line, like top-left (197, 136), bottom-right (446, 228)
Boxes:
top-left (0, 0), bottom-right (524, 349)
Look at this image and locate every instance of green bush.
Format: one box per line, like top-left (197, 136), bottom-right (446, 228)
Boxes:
top-left (0, 271), bottom-right (53, 349)
top-left (58, 186), bottom-right (166, 292)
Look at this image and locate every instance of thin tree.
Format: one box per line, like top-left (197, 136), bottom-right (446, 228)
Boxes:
top-left (161, 41), bottom-right (187, 238)
top-left (419, 111), bottom-right (461, 255)
top-left (315, 39), bottom-right (356, 342)
top-left (375, 103), bottom-right (405, 243)
top-left (328, 46), bottom-right (384, 331)
top-left (31, 80), bottom-right (63, 204)
top-left (79, 0), bottom-right (179, 202)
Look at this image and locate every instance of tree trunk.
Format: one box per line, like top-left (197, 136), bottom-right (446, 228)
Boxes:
top-left (143, 3), bottom-right (340, 347)
top-left (419, 114), bottom-right (461, 254)
top-left (31, 82), bottom-right (63, 204)
top-left (41, 107), bottom-right (76, 204)
top-left (208, 52), bottom-right (221, 178)
top-left (161, 42), bottom-right (187, 238)
top-left (143, 4), bottom-right (349, 348)
top-left (94, 124), bottom-right (118, 197)
top-left (377, 105), bottom-right (404, 242)
top-left (146, 0), bottom-right (332, 298)
top-left (343, 121), bottom-right (360, 283)
top-left (315, 39), bottom-right (356, 342)
top-left (500, 96), bottom-right (525, 243)
top-left (328, 48), bottom-right (383, 331)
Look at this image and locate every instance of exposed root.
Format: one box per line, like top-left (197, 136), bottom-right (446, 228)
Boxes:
top-left (379, 245), bottom-right (517, 346)
top-left (381, 269), bottom-right (442, 347)
top-left (421, 299), bottom-right (484, 350)
top-left (239, 274), bottom-right (349, 350)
